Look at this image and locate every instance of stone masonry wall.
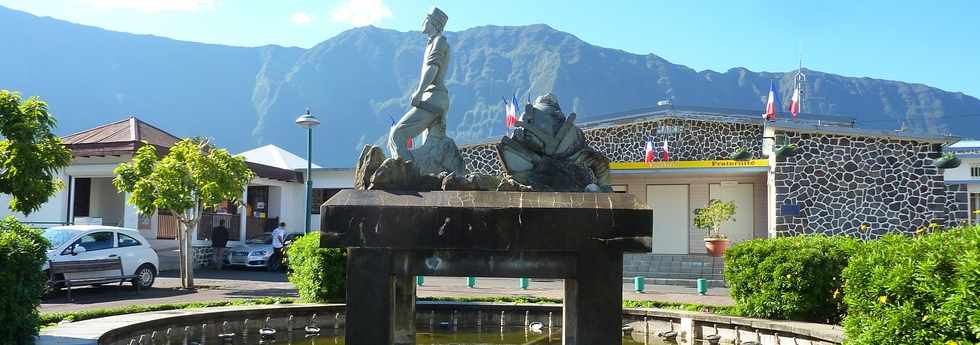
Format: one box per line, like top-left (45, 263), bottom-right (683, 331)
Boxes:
top-left (774, 131), bottom-right (968, 237)
top-left (460, 143), bottom-right (502, 176)
top-left (460, 117), bottom-right (764, 175)
top-left (458, 117), bottom-right (968, 238)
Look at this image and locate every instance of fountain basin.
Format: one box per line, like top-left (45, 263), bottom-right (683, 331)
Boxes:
top-left (38, 302), bottom-right (843, 345)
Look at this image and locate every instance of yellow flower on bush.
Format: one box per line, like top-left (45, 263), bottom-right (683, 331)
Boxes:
top-left (832, 289), bottom-right (841, 299)
top-left (878, 295), bottom-right (888, 304)
top-left (915, 227), bottom-right (926, 236)
top-left (945, 340), bottom-right (957, 345)
top-left (859, 224), bottom-right (870, 232)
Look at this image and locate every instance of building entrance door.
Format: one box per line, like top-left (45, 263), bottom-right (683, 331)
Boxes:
top-left (647, 185), bottom-right (689, 254)
top-left (709, 183), bottom-right (755, 244)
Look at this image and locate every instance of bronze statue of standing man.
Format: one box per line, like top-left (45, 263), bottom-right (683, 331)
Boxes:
top-left (387, 7), bottom-right (452, 163)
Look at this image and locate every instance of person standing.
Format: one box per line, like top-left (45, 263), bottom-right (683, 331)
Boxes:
top-left (210, 219), bottom-right (229, 270)
top-left (271, 222), bottom-right (287, 271)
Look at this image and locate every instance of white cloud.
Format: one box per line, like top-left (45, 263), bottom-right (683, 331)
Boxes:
top-left (290, 12), bottom-right (314, 25)
top-left (329, 0), bottom-right (392, 27)
top-left (86, 0), bottom-right (217, 13)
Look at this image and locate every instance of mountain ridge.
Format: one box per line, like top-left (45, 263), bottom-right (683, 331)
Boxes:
top-left (2, 5), bottom-right (977, 166)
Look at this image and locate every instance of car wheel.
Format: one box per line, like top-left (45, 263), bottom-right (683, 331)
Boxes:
top-left (132, 264), bottom-right (156, 289)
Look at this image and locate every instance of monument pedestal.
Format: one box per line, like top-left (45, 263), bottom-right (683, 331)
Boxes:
top-left (321, 190), bottom-right (653, 345)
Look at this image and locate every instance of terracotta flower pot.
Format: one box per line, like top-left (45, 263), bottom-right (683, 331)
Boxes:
top-left (704, 238), bottom-right (730, 257)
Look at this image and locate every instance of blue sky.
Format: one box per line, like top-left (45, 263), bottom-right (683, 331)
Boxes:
top-left (2, 0), bottom-right (978, 98)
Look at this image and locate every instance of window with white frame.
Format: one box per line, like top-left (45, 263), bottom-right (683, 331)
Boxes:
top-left (971, 165), bottom-right (980, 178)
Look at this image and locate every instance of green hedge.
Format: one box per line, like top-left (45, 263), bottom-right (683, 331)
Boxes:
top-left (842, 225), bottom-right (980, 345)
top-left (724, 235), bottom-right (859, 323)
top-left (0, 217), bottom-right (49, 344)
top-left (286, 232), bottom-right (346, 303)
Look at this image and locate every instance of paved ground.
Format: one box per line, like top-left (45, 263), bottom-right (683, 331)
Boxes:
top-left (40, 269), bottom-right (296, 313)
top-left (40, 269), bottom-right (733, 313)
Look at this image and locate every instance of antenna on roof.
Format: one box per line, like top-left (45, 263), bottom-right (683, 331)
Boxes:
top-left (895, 121), bottom-right (908, 133)
top-left (795, 58), bottom-right (807, 115)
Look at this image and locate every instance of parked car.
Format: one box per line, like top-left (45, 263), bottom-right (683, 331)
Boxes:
top-left (224, 232), bottom-right (303, 271)
top-left (41, 225), bottom-right (160, 290)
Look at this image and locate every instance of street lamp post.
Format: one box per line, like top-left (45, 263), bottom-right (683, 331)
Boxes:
top-left (295, 108), bottom-right (320, 233)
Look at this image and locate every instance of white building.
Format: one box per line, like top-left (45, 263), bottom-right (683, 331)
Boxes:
top-left (944, 140), bottom-right (980, 224)
top-left (0, 117), bottom-right (354, 251)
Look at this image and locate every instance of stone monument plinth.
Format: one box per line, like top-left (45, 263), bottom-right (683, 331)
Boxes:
top-left (320, 190), bottom-right (653, 345)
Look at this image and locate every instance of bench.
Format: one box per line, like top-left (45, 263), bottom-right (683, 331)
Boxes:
top-left (48, 258), bottom-right (139, 301)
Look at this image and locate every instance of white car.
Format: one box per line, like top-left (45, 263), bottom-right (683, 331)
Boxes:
top-left (42, 225), bottom-right (159, 289)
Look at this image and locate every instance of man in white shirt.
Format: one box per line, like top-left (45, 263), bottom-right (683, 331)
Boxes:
top-left (271, 222), bottom-right (287, 271)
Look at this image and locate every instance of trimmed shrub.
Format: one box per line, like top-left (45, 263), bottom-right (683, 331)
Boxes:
top-left (842, 225), bottom-right (980, 345)
top-left (0, 217), bottom-right (49, 344)
top-left (286, 232), bottom-right (346, 303)
top-left (724, 235), bottom-right (859, 323)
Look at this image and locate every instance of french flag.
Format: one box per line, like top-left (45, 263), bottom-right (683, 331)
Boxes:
top-left (644, 140), bottom-right (655, 163)
top-left (788, 86), bottom-right (800, 118)
top-left (661, 139), bottom-right (670, 161)
top-left (764, 81), bottom-right (779, 121)
top-left (505, 93), bottom-right (518, 128)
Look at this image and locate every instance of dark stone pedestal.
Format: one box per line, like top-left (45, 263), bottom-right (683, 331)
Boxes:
top-left (321, 190), bottom-right (652, 345)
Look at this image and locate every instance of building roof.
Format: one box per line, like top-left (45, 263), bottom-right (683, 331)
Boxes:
top-left (63, 118), bottom-right (304, 182)
top-left (462, 104), bottom-right (955, 146)
top-left (237, 144), bottom-right (322, 171)
top-left (577, 105), bottom-right (956, 143)
top-left (949, 140), bottom-right (980, 150)
top-left (61, 117), bottom-right (180, 156)
top-left (246, 161), bottom-right (304, 183)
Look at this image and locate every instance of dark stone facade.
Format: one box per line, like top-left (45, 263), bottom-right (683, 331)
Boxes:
top-left (459, 115), bottom-right (969, 238)
top-left (460, 142), bottom-right (502, 176)
top-left (774, 131), bottom-right (966, 237)
top-left (583, 118), bottom-right (764, 163)
top-left (461, 117), bottom-right (764, 175)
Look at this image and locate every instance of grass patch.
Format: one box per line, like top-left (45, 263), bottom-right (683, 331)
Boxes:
top-left (419, 296), bottom-right (562, 304)
top-left (622, 300), bottom-right (735, 315)
top-left (39, 297), bottom-right (295, 327)
top-left (40, 296), bottom-right (733, 328)
top-left (419, 296), bottom-right (733, 315)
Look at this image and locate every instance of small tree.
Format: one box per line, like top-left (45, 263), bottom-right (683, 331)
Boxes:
top-left (0, 90), bottom-right (73, 214)
top-left (114, 138), bottom-right (253, 288)
top-left (694, 199), bottom-right (737, 239)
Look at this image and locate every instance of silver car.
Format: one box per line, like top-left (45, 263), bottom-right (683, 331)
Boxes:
top-left (223, 232), bottom-right (302, 271)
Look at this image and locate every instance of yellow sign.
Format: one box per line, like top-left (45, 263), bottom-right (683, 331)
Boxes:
top-left (610, 159), bottom-right (768, 170)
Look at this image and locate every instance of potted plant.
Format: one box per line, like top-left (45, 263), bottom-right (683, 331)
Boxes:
top-left (775, 143), bottom-right (799, 158)
top-left (934, 152), bottom-right (961, 169)
top-left (694, 199), bottom-right (737, 257)
top-left (730, 147), bottom-right (751, 161)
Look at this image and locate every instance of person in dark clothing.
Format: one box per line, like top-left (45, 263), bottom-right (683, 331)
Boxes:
top-left (211, 219), bottom-right (230, 270)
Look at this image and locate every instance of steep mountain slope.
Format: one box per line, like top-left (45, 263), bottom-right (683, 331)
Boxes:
top-left (2, 6), bottom-right (977, 166)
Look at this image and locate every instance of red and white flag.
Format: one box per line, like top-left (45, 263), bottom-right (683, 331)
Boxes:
top-left (661, 140), bottom-right (670, 161)
top-left (644, 140), bottom-right (655, 163)
top-left (764, 81), bottom-right (779, 121)
top-left (505, 94), bottom-right (518, 128)
top-left (788, 86), bottom-right (800, 118)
